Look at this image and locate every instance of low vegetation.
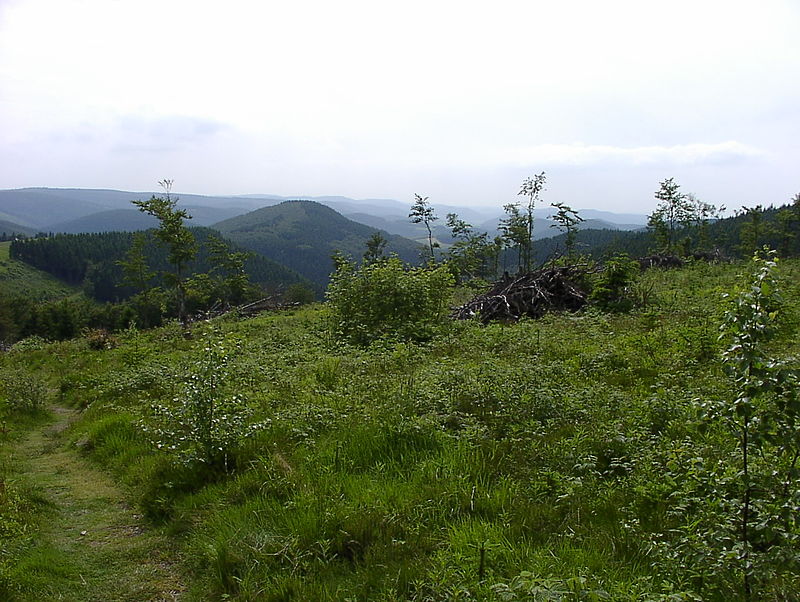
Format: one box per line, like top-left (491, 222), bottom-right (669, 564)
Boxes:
top-left (2, 254), bottom-right (799, 600)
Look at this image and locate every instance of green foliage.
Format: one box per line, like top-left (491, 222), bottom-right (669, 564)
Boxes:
top-left (550, 202), bottom-right (584, 259)
top-left (326, 255), bottom-right (454, 345)
top-left (499, 172), bottom-right (547, 274)
top-left (363, 232), bottom-right (388, 264)
top-left (589, 254), bottom-right (639, 312)
top-left (409, 194), bottom-right (439, 262)
top-left (715, 250), bottom-right (798, 598)
top-left (133, 180), bottom-right (197, 323)
top-left (140, 333), bottom-right (264, 472)
top-left (648, 177), bottom-right (693, 255)
top-left (446, 213), bottom-right (499, 282)
top-left (284, 282), bottom-right (317, 305)
top-left (0, 370), bottom-right (48, 414)
top-left (4, 258), bottom-right (800, 599)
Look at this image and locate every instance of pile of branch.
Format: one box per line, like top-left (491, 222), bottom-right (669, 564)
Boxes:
top-left (452, 265), bottom-right (589, 323)
top-left (638, 254), bottom-right (684, 270)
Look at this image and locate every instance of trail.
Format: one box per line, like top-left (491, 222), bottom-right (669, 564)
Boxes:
top-left (8, 405), bottom-right (186, 601)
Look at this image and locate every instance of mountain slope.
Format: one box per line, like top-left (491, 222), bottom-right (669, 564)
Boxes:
top-left (0, 241), bottom-right (79, 300)
top-left (0, 219), bottom-right (36, 237)
top-left (214, 201), bottom-right (422, 288)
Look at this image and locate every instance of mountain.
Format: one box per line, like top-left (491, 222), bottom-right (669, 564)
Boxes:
top-left (0, 187), bottom-right (649, 242)
top-left (0, 219), bottom-right (36, 237)
top-left (213, 201), bottom-right (422, 289)
top-left (48, 206), bottom-right (249, 234)
top-left (0, 188), bottom-right (264, 231)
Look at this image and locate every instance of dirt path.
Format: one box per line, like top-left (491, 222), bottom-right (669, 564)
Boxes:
top-left (8, 405), bottom-right (186, 601)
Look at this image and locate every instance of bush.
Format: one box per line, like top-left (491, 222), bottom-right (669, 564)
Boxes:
top-left (0, 371), bottom-right (48, 413)
top-left (139, 334), bottom-right (264, 473)
top-left (589, 254), bottom-right (639, 312)
top-left (326, 255), bottom-right (454, 345)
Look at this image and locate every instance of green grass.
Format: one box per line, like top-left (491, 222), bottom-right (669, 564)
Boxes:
top-left (0, 405), bottom-right (186, 601)
top-left (2, 259), bottom-right (800, 600)
top-left (0, 241), bottom-right (79, 300)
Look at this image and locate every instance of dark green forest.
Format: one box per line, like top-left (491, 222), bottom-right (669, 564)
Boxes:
top-left (9, 228), bottom-right (308, 302)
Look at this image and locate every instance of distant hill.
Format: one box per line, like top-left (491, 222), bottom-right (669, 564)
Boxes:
top-left (0, 187), bottom-right (649, 244)
top-left (0, 188), bottom-right (263, 231)
top-left (213, 201), bottom-right (423, 288)
top-left (48, 206), bottom-right (249, 234)
top-left (0, 219), bottom-right (36, 237)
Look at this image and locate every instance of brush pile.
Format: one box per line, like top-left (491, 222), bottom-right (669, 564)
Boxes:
top-left (453, 265), bottom-right (589, 323)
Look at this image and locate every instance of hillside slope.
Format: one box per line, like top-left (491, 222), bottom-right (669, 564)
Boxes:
top-left (0, 241), bottom-right (79, 300)
top-left (4, 259), bottom-right (798, 599)
top-left (9, 229), bottom-right (311, 302)
top-left (214, 200), bottom-right (422, 288)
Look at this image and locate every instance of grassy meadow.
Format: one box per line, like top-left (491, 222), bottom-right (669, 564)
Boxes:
top-left (2, 258), bottom-right (799, 600)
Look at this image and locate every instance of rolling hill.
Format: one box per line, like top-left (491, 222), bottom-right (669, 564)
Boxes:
top-left (213, 200), bottom-right (423, 289)
top-left (0, 188), bottom-right (263, 231)
top-left (0, 219), bottom-right (36, 237)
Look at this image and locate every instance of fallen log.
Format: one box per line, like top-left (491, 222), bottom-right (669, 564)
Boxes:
top-left (191, 297), bottom-right (301, 322)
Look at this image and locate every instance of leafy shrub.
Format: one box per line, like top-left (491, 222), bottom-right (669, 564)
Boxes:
top-left (9, 336), bottom-right (48, 353)
top-left (284, 283), bottom-right (316, 305)
top-left (326, 255), bottom-right (454, 345)
top-left (139, 334), bottom-right (264, 472)
top-left (0, 371), bottom-right (48, 413)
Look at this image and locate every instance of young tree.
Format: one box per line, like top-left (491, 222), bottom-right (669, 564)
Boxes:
top-left (116, 231), bottom-right (163, 327)
top-left (716, 250), bottom-right (799, 599)
top-left (776, 208), bottom-right (796, 258)
top-left (445, 212), bottom-right (493, 282)
top-left (738, 205), bottom-right (766, 257)
top-left (208, 235), bottom-right (253, 306)
top-left (684, 194), bottom-right (723, 253)
top-left (647, 177), bottom-right (693, 255)
top-left (117, 232), bottom-right (155, 296)
top-left (517, 172), bottom-right (546, 272)
top-left (132, 180), bottom-right (197, 323)
top-left (549, 202), bottom-right (584, 259)
top-left (409, 194), bottom-right (439, 263)
top-left (363, 232), bottom-right (388, 264)
top-left (499, 203), bottom-right (528, 272)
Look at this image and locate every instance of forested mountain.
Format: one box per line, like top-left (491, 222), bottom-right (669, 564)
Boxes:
top-left (47, 206), bottom-right (249, 233)
top-left (0, 187), bottom-right (648, 243)
top-left (0, 219), bottom-right (35, 238)
top-left (213, 200), bottom-right (423, 288)
top-left (10, 228), bottom-right (310, 302)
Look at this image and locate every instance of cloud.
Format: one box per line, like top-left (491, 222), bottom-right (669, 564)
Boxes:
top-left (110, 115), bottom-right (230, 153)
top-left (497, 141), bottom-right (767, 168)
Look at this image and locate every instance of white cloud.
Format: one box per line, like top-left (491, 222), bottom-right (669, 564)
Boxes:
top-left (496, 141), bottom-right (767, 168)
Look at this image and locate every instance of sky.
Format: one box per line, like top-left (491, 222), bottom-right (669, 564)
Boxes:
top-left (0, 0), bottom-right (798, 214)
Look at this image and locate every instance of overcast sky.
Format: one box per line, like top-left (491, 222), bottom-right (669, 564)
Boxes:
top-left (1, 0), bottom-right (798, 213)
